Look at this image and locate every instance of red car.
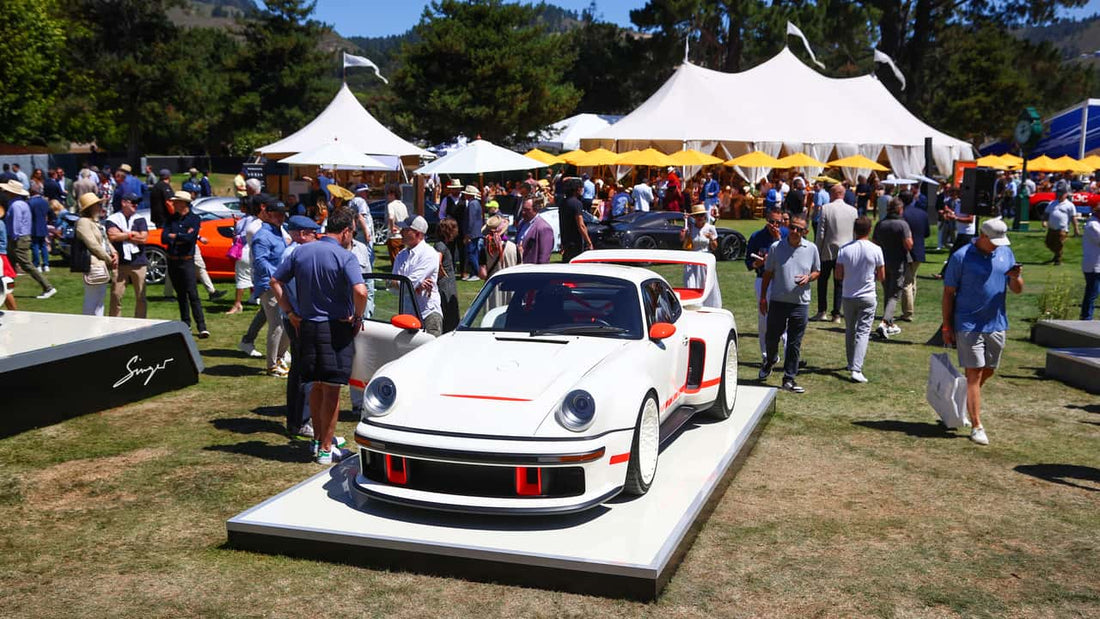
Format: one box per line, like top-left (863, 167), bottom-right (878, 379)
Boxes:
top-left (144, 215), bottom-right (238, 285)
top-left (1029, 191), bottom-right (1098, 219)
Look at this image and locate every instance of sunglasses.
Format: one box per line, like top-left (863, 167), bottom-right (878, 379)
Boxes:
top-left (789, 225), bottom-right (807, 233)
top-left (767, 219), bottom-right (783, 225)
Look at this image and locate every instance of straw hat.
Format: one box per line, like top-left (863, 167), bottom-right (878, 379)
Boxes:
top-left (689, 203), bottom-right (708, 216)
top-left (446, 179), bottom-right (463, 190)
top-left (461, 184), bottom-right (479, 197)
top-left (78, 192), bottom-right (104, 214)
top-left (328, 184), bottom-right (354, 200)
top-left (119, 163), bottom-right (133, 173)
top-left (0, 179), bottom-right (28, 197)
top-left (482, 215), bottom-right (503, 234)
top-left (169, 190), bottom-right (192, 203)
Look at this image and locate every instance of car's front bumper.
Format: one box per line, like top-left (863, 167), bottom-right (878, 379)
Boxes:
top-left (350, 422), bottom-right (635, 515)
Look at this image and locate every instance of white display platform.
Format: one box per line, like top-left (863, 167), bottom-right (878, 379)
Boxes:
top-left (1, 311), bottom-right (204, 436)
top-left (227, 385), bottom-right (776, 600)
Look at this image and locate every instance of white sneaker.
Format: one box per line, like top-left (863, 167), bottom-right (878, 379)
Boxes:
top-left (885, 324), bottom-right (902, 336)
top-left (36, 288), bottom-right (57, 299)
top-left (970, 427), bottom-right (989, 446)
top-left (875, 324), bottom-right (889, 339)
top-left (851, 371), bottom-right (868, 383)
top-left (43, 264), bottom-right (50, 272)
top-left (809, 311), bottom-right (827, 322)
top-left (238, 341), bottom-right (263, 358)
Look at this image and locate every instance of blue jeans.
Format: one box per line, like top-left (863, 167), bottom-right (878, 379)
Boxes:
top-left (765, 301), bottom-right (808, 381)
top-left (1082, 272), bottom-right (1100, 320)
top-left (466, 238), bottom-right (480, 274)
top-left (31, 236), bottom-right (48, 267)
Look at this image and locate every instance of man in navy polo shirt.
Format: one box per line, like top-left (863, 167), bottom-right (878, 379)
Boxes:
top-left (942, 218), bottom-right (1023, 446)
top-left (271, 207), bottom-right (367, 465)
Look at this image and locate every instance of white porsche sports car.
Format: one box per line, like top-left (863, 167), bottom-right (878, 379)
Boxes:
top-left (351, 250), bottom-right (738, 515)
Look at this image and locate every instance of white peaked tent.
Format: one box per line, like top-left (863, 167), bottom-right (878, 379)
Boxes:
top-left (279, 141), bottom-right (390, 170)
top-left (415, 139), bottom-right (548, 176)
top-left (256, 83), bottom-right (432, 160)
top-left (538, 113), bottom-right (623, 152)
top-left (581, 47), bottom-right (974, 181)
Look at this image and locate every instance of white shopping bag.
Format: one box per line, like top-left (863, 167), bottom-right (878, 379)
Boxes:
top-left (926, 353), bottom-right (970, 429)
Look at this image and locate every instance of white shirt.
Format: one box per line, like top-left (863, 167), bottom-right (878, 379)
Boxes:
top-left (105, 211), bottom-right (143, 261)
top-left (392, 240), bottom-right (441, 318)
top-left (387, 199), bottom-right (408, 233)
top-left (836, 239), bottom-right (884, 300)
top-left (631, 184), bottom-right (653, 212)
top-left (351, 196), bottom-right (373, 242)
top-left (1047, 199), bottom-right (1077, 231)
top-left (953, 200), bottom-right (976, 235)
top-left (1083, 215), bottom-right (1100, 274)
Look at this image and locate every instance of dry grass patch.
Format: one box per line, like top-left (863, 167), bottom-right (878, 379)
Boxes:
top-left (25, 447), bottom-right (167, 512)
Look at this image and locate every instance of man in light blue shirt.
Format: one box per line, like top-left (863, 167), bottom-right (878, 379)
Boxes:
top-left (703, 172), bottom-right (720, 212)
top-left (581, 174), bottom-right (596, 212)
top-left (942, 218), bottom-right (1023, 446)
top-left (1043, 189), bottom-right (1079, 265)
top-left (1081, 201), bottom-right (1100, 319)
top-left (251, 199), bottom-right (289, 374)
top-left (759, 214), bottom-right (820, 393)
top-left (2, 180), bottom-right (54, 297)
top-left (630, 180), bottom-right (653, 212)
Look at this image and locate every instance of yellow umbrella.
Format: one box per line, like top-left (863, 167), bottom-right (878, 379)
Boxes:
top-left (1000, 153), bottom-right (1024, 166)
top-left (827, 154), bottom-right (890, 172)
top-left (559, 149), bottom-right (588, 165)
top-left (1079, 154), bottom-right (1100, 171)
top-left (523, 148), bottom-right (563, 165)
top-left (1027, 155), bottom-right (1060, 172)
top-left (667, 149), bottom-right (724, 166)
top-left (975, 154), bottom-right (1009, 169)
top-left (775, 152), bottom-right (829, 169)
top-left (724, 151), bottom-right (781, 168)
top-left (570, 147), bottom-right (622, 167)
top-left (614, 148), bottom-right (673, 167)
top-left (1052, 155), bottom-right (1091, 174)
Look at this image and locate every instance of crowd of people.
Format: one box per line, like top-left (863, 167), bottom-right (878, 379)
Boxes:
top-left (4, 157), bottom-right (1100, 457)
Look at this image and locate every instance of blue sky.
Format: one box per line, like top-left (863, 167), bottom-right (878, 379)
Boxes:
top-left (306, 0), bottom-right (1100, 39)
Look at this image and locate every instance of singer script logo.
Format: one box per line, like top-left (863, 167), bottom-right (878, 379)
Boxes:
top-left (113, 355), bottom-right (175, 389)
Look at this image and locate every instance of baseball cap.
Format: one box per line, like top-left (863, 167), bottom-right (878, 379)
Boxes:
top-left (120, 192), bottom-right (141, 203)
top-left (980, 218), bottom-right (1010, 246)
top-left (287, 215), bottom-right (321, 231)
top-left (264, 198), bottom-right (286, 214)
top-left (354, 183), bottom-right (370, 193)
top-left (400, 215), bottom-right (428, 234)
top-left (159, 168), bottom-right (171, 179)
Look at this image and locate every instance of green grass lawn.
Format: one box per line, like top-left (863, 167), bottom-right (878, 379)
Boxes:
top-left (1, 223), bottom-right (1098, 616)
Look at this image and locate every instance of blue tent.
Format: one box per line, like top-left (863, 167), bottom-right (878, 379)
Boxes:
top-left (981, 99), bottom-right (1100, 158)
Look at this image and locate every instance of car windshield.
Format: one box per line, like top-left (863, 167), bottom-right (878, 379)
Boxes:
top-left (458, 272), bottom-right (643, 339)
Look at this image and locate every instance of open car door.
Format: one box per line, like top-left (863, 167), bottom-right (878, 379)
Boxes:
top-left (350, 274), bottom-right (436, 390)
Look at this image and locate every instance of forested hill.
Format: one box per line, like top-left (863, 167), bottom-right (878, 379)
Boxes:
top-left (1018, 14), bottom-right (1100, 61)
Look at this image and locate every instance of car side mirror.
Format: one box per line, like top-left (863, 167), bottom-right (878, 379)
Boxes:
top-left (391, 314), bottom-right (422, 331)
top-left (649, 322), bottom-right (676, 340)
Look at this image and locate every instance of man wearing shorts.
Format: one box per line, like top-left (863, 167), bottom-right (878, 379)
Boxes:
top-left (271, 207), bottom-right (367, 464)
top-left (942, 218), bottom-right (1024, 446)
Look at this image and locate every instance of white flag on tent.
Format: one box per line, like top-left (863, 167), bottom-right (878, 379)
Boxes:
top-left (874, 49), bottom-right (906, 90)
top-left (343, 51), bottom-right (388, 84)
top-left (786, 22), bottom-right (825, 70)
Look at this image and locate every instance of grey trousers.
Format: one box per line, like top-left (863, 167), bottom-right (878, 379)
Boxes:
top-left (842, 296), bottom-right (876, 373)
top-left (882, 263), bottom-right (905, 323)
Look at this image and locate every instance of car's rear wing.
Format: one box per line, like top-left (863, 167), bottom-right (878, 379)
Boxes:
top-left (570, 249), bottom-right (719, 309)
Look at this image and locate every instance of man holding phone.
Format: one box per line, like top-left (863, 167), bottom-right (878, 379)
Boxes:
top-left (941, 218), bottom-right (1023, 446)
top-left (746, 212), bottom-right (788, 363)
top-left (759, 214), bottom-right (820, 393)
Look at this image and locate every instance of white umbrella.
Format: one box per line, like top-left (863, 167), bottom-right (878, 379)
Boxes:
top-left (910, 174), bottom-right (940, 186)
top-left (414, 139), bottom-right (548, 175)
top-left (279, 141), bottom-right (391, 170)
top-left (880, 178), bottom-right (919, 186)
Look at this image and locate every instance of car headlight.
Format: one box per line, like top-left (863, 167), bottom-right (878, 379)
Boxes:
top-left (557, 389), bottom-right (596, 432)
top-left (363, 377), bottom-right (397, 418)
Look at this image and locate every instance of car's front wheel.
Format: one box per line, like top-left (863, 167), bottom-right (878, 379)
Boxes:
top-left (623, 393), bottom-right (660, 495)
top-left (144, 246), bottom-right (168, 285)
top-left (707, 333), bottom-right (738, 419)
top-left (718, 235), bottom-right (745, 261)
top-left (373, 220), bottom-right (390, 245)
top-left (632, 235), bottom-right (657, 250)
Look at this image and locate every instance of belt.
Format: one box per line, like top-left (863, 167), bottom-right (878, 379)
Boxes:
top-left (167, 255), bottom-right (193, 261)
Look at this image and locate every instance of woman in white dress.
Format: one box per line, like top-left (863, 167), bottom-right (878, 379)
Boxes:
top-left (680, 203), bottom-right (722, 308)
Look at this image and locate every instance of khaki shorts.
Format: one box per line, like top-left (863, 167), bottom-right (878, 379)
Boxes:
top-left (956, 330), bottom-right (1006, 369)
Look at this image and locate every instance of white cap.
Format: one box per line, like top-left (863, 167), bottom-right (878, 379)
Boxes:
top-left (981, 218), bottom-right (1010, 246)
top-left (400, 215), bottom-right (428, 234)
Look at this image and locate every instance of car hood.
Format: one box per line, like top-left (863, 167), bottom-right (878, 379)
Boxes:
top-left (380, 332), bottom-right (631, 436)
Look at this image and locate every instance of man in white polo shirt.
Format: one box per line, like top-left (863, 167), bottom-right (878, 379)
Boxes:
top-left (392, 215), bottom-right (443, 336)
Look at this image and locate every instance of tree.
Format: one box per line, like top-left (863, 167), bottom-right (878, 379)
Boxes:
top-left (68, 0), bottom-right (185, 159)
top-left (567, 6), bottom-right (658, 114)
top-left (228, 0), bottom-right (337, 143)
top-left (392, 0), bottom-right (580, 145)
top-left (0, 0), bottom-right (67, 144)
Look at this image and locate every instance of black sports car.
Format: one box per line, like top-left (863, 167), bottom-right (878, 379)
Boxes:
top-left (595, 211), bottom-right (747, 261)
